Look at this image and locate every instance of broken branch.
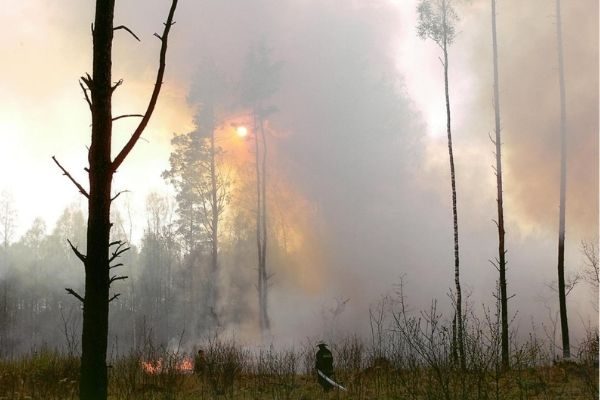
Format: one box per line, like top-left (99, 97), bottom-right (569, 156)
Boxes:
top-left (67, 239), bottom-right (87, 264)
top-left (66, 288), bottom-right (84, 303)
top-left (52, 156), bottom-right (89, 198)
top-left (113, 25), bottom-right (140, 41)
top-left (111, 79), bottom-right (124, 93)
top-left (109, 293), bottom-right (121, 303)
top-left (79, 80), bottom-right (92, 109)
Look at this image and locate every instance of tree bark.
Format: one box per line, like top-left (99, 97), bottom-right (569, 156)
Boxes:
top-left (68, 1), bottom-right (178, 398)
top-left (79, 2), bottom-right (115, 398)
top-left (442, 19), bottom-right (464, 370)
top-left (555, 0), bottom-right (570, 359)
top-left (209, 114), bottom-right (220, 326)
top-left (491, 0), bottom-right (509, 370)
top-left (259, 116), bottom-right (270, 334)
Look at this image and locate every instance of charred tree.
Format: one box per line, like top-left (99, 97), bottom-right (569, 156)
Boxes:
top-left (417, 0), bottom-right (464, 369)
top-left (554, 0), bottom-right (570, 359)
top-left (53, 1), bottom-right (178, 399)
top-left (490, 0), bottom-right (509, 370)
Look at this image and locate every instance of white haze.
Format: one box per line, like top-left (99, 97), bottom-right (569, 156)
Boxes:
top-left (0, 0), bottom-right (597, 348)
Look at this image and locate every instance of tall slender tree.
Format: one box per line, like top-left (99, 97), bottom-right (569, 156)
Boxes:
top-left (52, 1), bottom-right (178, 399)
top-left (490, 0), bottom-right (509, 370)
top-left (0, 191), bottom-right (17, 249)
top-left (554, 0), bottom-right (570, 359)
top-left (163, 123), bottom-right (231, 328)
top-left (240, 43), bottom-right (281, 337)
top-left (416, 0), bottom-right (464, 369)
top-left (192, 61), bottom-right (230, 326)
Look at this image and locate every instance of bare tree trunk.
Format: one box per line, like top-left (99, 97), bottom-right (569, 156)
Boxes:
top-left (253, 110), bottom-right (270, 338)
top-left (555, 0), bottom-right (570, 359)
top-left (259, 116), bottom-right (270, 334)
top-left (491, 0), bottom-right (509, 370)
top-left (79, 3), bottom-right (115, 397)
top-left (53, 2), bottom-right (178, 398)
top-left (209, 115), bottom-right (220, 327)
top-left (442, 33), bottom-right (464, 371)
top-left (253, 112), bottom-right (265, 335)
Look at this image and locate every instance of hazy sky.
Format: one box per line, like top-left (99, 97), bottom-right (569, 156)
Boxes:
top-left (0, 0), bottom-right (597, 342)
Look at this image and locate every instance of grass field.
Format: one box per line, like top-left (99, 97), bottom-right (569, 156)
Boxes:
top-left (0, 338), bottom-right (597, 400)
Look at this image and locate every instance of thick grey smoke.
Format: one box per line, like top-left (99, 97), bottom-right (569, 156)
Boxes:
top-left (460, 0), bottom-right (598, 237)
top-left (110, 0), bottom-right (598, 342)
top-left (1, 0), bottom-right (596, 351)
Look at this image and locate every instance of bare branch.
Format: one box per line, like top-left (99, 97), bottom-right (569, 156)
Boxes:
top-left (109, 293), bottom-right (121, 303)
top-left (52, 156), bottom-right (89, 198)
top-left (109, 240), bottom-right (121, 247)
top-left (488, 259), bottom-right (500, 272)
top-left (109, 263), bottom-right (124, 270)
top-left (111, 79), bottom-right (124, 93)
top-left (109, 242), bottom-right (130, 263)
top-left (109, 275), bottom-right (128, 285)
top-left (66, 288), bottom-right (84, 303)
top-left (67, 239), bottom-right (86, 263)
top-left (81, 73), bottom-right (93, 88)
top-left (112, 114), bottom-right (143, 122)
top-left (111, 190), bottom-right (130, 202)
top-left (113, 25), bottom-right (140, 41)
top-left (112, 0), bottom-right (178, 172)
top-left (79, 80), bottom-right (92, 109)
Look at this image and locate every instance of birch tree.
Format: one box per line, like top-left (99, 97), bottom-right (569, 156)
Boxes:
top-left (416, 0), bottom-right (465, 369)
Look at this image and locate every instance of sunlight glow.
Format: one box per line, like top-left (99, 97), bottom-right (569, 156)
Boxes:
top-left (236, 126), bottom-right (248, 138)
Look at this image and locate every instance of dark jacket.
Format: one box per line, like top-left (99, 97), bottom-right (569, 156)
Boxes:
top-left (315, 345), bottom-right (334, 391)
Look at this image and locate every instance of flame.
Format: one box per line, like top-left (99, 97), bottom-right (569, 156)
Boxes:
top-left (141, 359), bottom-right (163, 374)
top-left (140, 356), bottom-right (194, 375)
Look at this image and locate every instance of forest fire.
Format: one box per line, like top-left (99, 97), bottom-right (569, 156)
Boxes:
top-left (140, 357), bottom-right (194, 375)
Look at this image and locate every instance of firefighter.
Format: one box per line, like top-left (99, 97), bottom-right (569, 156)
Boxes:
top-left (315, 342), bottom-right (334, 392)
top-left (194, 349), bottom-right (206, 376)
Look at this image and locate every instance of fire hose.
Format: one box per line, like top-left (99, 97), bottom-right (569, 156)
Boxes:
top-left (316, 369), bottom-right (347, 391)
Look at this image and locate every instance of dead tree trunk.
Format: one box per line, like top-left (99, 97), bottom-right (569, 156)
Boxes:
top-left (53, 1), bottom-right (177, 399)
top-left (491, 0), bottom-right (509, 370)
top-left (254, 111), bottom-right (270, 337)
top-left (555, 0), bottom-right (570, 359)
top-left (209, 114), bottom-right (220, 326)
top-left (259, 115), bottom-right (270, 335)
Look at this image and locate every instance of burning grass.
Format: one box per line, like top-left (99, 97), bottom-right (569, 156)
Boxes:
top-left (0, 336), bottom-right (597, 400)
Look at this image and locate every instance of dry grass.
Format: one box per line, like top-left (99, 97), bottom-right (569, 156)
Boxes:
top-left (0, 337), bottom-right (596, 400)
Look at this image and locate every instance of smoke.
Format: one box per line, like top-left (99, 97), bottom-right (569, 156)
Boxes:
top-left (457, 0), bottom-right (598, 238)
top-left (136, 0), bottom-right (598, 341)
top-left (0, 0), bottom-right (596, 349)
